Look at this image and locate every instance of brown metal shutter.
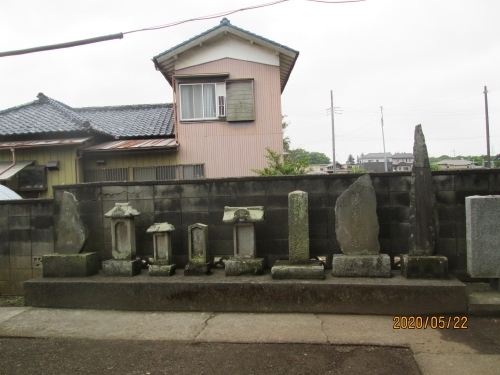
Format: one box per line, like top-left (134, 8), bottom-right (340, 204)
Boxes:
top-left (226, 79), bottom-right (254, 122)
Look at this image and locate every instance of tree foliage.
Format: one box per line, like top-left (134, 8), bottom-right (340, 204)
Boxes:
top-left (251, 147), bottom-right (310, 176)
top-left (346, 154), bottom-right (355, 164)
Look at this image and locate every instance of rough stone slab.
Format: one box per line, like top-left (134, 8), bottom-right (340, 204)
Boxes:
top-left (466, 195), bottom-right (500, 278)
top-left (332, 254), bottom-right (391, 278)
top-left (224, 257), bottom-right (265, 276)
top-left (288, 191), bottom-right (309, 264)
top-left (43, 253), bottom-right (99, 278)
top-left (184, 261), bottom-right (211, 276)
top-left (55, 192), bottom-right (87, 254)
top-left (401, 255), bottom-right (449, 279)
top-left (23, 270), bottom-right (468, 315)
top-left (102, 259), bottom-right (141, 277)
top-left (335, 175), bottom-right (380, 255)
top-left (271, 260), bottom-right (324, 280)
top-left (0, 307), bottom-right (29, 325)
top-left (149, 264), bottom-right (176, 277)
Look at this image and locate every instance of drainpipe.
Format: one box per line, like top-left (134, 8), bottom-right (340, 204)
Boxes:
top-left (0, 148), bottom-right (16, 176)
top-left (76, 150), bottom-right (83, 183)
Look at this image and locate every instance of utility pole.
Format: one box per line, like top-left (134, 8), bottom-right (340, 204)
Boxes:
top-left (484, 86), bottom-right (491, 168)
top-left (331, 90), bottom-right (336, 172)
top-left (380, 106), bottom-right (388, 172)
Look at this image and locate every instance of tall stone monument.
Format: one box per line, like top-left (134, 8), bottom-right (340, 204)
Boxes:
top-left (401, 125), bottom-right (448, 279)
top-left (222, 206), bottom-right (265, 276)
top-left (102, 203), bottom-right (142, 276)
top-left (271, 191), bottom-right (324, 279)
top-left (184, 223), bottom-right (211, 276)
top-left (332, 175), bottom-right (391, 277)
top-left (148, 222), bottom-right (176, 276)
top-left (43, 191), bottom-right (99, 278)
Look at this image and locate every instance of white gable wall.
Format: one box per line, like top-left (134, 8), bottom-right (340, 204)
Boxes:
top-left (175, 34), bottom-right (279, 70)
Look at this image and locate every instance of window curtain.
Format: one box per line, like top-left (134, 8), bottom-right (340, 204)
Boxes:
top-left (180, 85), bottom-right (194, 119)
top-left (203, 84), bottom-right (216, 118)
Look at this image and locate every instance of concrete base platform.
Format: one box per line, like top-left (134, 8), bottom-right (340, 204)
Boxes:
top-left (467, 282), bottom-right (500, 316)
top-left (24, 270), bottom-right (468, 315)
top-left (149, 263), bottom-right (176, 277)
top-left (42, 253), bottom-right (99, 278)
top-left (332, 254), bottom-right (391, 278)
top-left (184, 262), bottom-right (210, 276)
top-left (271, 260), bottom-right (325, 280)
top-left (102, 259), bottom-right (141, 277)
top-left (401, 255), bottom-right (449, 279)
top-left (224, 257), bottom-right (265, 276)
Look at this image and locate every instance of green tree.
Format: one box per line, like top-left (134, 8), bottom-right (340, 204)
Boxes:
top-left (346, 154), bottom-right (355, 164)
top-left (430, 162), bottom-right (441, 171)
top-left (282, 116), bottom-right (291, 152)
top-left (252, 147), bottom-right (310, 176)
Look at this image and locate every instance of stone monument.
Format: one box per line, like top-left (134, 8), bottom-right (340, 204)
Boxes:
top-left (102, 202), bottom-right (142, 276)
top-left (332, 175), bottom-right (391, 277)
top-left (184, 223), bottom-right (211, 276)
top-left (466, 195), bottom-right (500, 291)
top-left (222, 206), bottom-right (265, 276)
top-left (43, 191), bottom-right (99, 278)
top-left (147, 222), bottom-right (176, 276)
top-left (401, 125), bottom-right (448, 279)
top-left (271, 191), bottom-right (324, 279)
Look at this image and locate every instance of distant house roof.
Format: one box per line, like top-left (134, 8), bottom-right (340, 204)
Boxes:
top-left (0, 93), bottom-right (174, 139)
top-left (360, 153), bottom-right (393, 159)
top-left (437, 159), bottom-right (475, 166)
top-left (153, 18), bottom-right (299, 93)
top-left (393, 153), bottom-right (414, 158)
top-left (394, 162), bottom-right (412, 167)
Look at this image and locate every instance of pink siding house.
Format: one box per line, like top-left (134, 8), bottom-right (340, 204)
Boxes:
top-left (153, 18), bottom-right (299, 178)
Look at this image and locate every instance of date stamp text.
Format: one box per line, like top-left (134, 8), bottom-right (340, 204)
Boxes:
top-left (393, 316), bottom-right (468, 329)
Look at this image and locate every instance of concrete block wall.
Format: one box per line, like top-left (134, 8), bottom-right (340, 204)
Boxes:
top-left (1, 169), bottom-right (499, 294)
top-left (0, 200), bottom-right (54, 295)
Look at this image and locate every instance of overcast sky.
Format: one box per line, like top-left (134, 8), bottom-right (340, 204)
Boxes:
top-left (1, 0), bottom-right (499, 163)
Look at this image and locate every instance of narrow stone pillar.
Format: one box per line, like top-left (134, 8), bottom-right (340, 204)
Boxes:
top-left (402, 125), bottom-right (448, 279)
top-left (271, 191), bottom-right (324, 279)
top-left (147, 222), bottom-right (176, 276)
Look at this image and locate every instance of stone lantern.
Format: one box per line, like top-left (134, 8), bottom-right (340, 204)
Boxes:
top-left (222, 206), bottom-right (265, 276)
top-left (103, 202), bottom-right (141, 276)
top-left (147, 222), bottom-right (176, 276)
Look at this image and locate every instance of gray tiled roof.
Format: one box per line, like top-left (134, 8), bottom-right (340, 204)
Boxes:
top-left (0, 93), bottom-right (174, 138)
top-left (393, 153), bottom-right (414, 158)
top-left (361, 153), bottom-right (393, 159)
top-left (154, 18), bottom-right (298, 60)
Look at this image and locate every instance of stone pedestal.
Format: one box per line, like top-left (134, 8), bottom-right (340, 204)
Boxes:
top-left (184, 261), bottom-right (211, 276)
top-left (271, 260), bottom-right (324, 280)
top-left (332, 254), bottom-right (391, 278)
top-left (401, 255), bottom-right (449, 279)
top-left (43, 253), bottom-right (99, 277)
top-left (224, 257), bottom-right (265, 276)
top-left (102, 259), bottom-right (141, 277)
top-left (149, 263), bottom-right (176, 276)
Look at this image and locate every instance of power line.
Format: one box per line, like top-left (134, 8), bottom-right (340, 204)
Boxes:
top-left (0, 0), bottom-right (366, 58)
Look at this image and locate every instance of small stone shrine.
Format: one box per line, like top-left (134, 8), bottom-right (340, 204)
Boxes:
top-left (222, 206), bottom-right (265, 276)
top-left (402, 125), bottom-right (448, 279)
top-left (271, 191), bottom-right (324, 279)
top-left (184, 223), bottom-right (211, 276)
top-left (147, 222), bottom-right (176, 276)
top-left (332, 175), bottom-right (391, 277)
top-left (466, 195), bottom-right (500, 291)
top-left (43, 191), bottom-right (99, 278)
top-left (102, 202), bottom-right (142, 277)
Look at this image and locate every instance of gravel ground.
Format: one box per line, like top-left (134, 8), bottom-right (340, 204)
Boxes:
top-left (0, 339), bottom-right (420, 375)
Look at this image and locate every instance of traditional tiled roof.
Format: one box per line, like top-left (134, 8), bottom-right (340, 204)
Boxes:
top-left (360, 153), bottom-right (393, 159)
top-left (393, 153), bottom-right (414, 158)
top-left (0, 93), bottom-right (89, 136)
top-left (0, 93), bottom-right (174, 138)
top-left (76, 104), bottom-right (174, 138)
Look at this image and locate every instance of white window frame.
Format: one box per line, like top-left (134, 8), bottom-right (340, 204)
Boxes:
top-left (179, 83), bottom-right (226, 121)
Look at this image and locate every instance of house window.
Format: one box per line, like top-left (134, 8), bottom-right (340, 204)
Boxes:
top-left (179, 83), bottom-right (226, 120)
top-left (179, 79), bottom-right (254, 122)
